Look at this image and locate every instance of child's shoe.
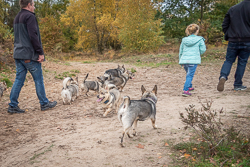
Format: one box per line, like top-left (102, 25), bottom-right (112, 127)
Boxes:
top-left (182, 91), bottom-right (191, 97)
top-left (188, 88), bottom-right (194, 91)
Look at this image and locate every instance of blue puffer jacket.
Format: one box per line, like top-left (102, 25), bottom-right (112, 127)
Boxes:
top-left (179, 35), bottom-right (206, 65)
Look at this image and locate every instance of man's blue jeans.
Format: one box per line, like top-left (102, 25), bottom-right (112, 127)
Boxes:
top-left (183, 64), bottom-right (197, 91)
top-left (9, 60), bottom-right (49, 107)
top-left (220, 42), bottom-right (250, 86)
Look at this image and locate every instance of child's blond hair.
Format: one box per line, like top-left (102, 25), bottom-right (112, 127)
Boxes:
top-left (185, 24), bottom-right (199, 36)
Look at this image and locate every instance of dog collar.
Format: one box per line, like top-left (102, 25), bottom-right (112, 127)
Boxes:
top-left (146, 97), bottom-right (156, 104)
top-left (104, 100), bottom-right (109, 104)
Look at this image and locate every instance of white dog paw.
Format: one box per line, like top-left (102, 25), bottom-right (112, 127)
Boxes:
top-left (120, 143), bottom-right (125, 147)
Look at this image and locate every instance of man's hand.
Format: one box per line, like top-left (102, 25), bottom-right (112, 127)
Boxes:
top-left (37, 55), bottom-right (44, 63)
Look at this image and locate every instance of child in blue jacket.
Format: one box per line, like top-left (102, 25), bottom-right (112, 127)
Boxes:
top-left (179, 24), bottom-right (206, 96)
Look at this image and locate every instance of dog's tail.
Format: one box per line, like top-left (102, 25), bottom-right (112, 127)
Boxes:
top-left (118, 96), bottom-right (131, 122)
top-left (63, 77), bottom-right (73, 89)
top-left (84, 73), bottom-right (89, 83)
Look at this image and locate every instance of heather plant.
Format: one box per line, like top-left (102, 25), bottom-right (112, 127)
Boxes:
top-left (177, 99), bottom-right (250, 166)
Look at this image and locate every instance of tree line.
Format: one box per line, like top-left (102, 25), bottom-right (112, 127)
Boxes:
top-left (0, 0), bottom-right (243, 54)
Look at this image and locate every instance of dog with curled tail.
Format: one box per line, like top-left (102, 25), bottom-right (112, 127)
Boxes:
top-left (61, 77), bottom-right (79, 104)
top-left (118, 85), bottom-right (157, 147)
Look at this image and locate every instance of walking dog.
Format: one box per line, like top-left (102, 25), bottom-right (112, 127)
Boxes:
top-left (105, 70), bottom-right (134, 91)
top-left (104, 65), bottom-right (125, 77)
top-left (61, 77), bottom-right (79, 104)
top-left (80, 73), bottom-right (101, 96)
top-left (0, 81), bottom-right (7, 101)
top-left (97, 85), bottom-right (121, 117)
top-left (117, 85), bottom-right (157, 147)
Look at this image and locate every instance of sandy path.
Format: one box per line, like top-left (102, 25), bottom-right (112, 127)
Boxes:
top-left (0, 61), bottom-right (249, 167)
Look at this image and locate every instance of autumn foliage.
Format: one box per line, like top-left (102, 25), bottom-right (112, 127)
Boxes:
top-left (40, 16), bottom-right (68, 52)
top-left (60, 0), bottom-right (164, 53)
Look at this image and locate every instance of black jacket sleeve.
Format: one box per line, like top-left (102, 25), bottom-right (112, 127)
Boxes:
top-left (26, 15), bottom-right (44, 55)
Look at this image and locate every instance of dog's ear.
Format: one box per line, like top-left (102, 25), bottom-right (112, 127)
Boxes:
top-left (105, 85), bottom-right (109, 91)
top-left (107, 74), bottom-right (111, 80)
top-left (141, 85), bottom-right (146, 95)
top-left (152, 85), bottom-right (157, 95)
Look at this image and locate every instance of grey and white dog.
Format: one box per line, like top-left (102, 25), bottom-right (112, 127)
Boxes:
top-left (104, 65), bottom-right (125, 77)
top-left (117, 85), bottom-right (157, 147)
top-left (0, 81), bottom-right (7, 101)
top-left (80, 73), bottom-right (101, 96)
top-left (105, 70), bottom-right (134, 91)
top-left (96, 85), bottom-right (121, 117)
top-left (61, 77), bottom-right (79, 104)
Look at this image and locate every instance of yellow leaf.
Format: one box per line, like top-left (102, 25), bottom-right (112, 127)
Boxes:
top-left (184, 153), bottom-right (191, 159)
top-left (192, 148), bottom-right (197, 151)
top-left (164, 142), bottom-right (169, 146)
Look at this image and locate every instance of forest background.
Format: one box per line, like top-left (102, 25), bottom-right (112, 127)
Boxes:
top-left (0, 0), bottom-right (244, 61)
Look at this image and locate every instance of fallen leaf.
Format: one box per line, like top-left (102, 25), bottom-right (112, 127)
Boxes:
top-left (192, 148), bottom-right (197, 151)
top-left (184, 153), bottom-right (191, 159)
top-left (164, 142), bottom-right (169, 146)
top-left (16, 129), bottom-right (20, 133)
top-left (136, 144), bottom-right (144, 149)
top-left (158, 156), bottom-right (162, 159)
top-left (180, 149), bottom-right (186, 153)
top-left (25, 109), bottom-right (28, 112)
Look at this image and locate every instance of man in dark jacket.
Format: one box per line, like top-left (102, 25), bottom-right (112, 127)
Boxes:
top-left (217, 0), bottom-right (250, 92)
top-left (8, 0), bottom-right (57, 113)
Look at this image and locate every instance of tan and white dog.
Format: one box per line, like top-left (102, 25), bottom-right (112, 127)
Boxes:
top-left (61, 77), bottom-right (79, 104)
top-left (96, 85), bottom-right (121, 117)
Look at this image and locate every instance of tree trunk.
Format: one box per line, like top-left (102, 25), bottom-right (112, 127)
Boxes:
top-left (200, 0), bottom-right (204, 23)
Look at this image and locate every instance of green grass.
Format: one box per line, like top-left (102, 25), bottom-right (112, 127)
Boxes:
top-left (1, 78), bottom-right (12, 87)
top-left (30, 144), bottom-right (54, 163)
top-left (82, 61), bottom-right (92, 64)
top-left (171, 134), bottom-right (250, 167)
top-left (54, 70), bottom-right (79, 80)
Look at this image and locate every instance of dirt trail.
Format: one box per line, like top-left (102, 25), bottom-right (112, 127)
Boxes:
top-left (0, 61), bottom-right (249, 167)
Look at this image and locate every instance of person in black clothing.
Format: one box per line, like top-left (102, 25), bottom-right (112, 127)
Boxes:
top-left (8, 0), bottom-right (57, 113)
top-left (217, 0), bottom-right (250, 92)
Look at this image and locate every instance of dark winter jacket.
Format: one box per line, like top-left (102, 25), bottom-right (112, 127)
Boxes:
top-left (13, 9), bottom-right (44, 61)
top-left (222, 0), bottom-right (250, 42)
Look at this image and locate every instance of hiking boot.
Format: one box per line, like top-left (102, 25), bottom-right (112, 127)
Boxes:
top-left (41, 101), bottom-right (57, 111)
top-left (217, 77), bottom-right (226, 92)
top-left (8, 106), bottom-right (25, 114)
top-left (234, 85), bottom-right (247, 91)
top-left (188, 88), bottom-right (194, 91)
top-left (182, 91), bottom-right (191, 97)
